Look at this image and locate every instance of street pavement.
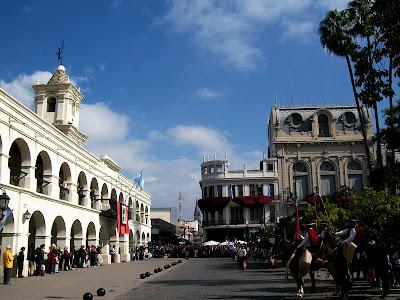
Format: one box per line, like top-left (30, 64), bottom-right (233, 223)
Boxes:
top-left (0, 258), bottom-right (182, 300)
top-left (1, 257), bottom-right (399, 299)
top-left (118, 258), bottom-right (400, 300)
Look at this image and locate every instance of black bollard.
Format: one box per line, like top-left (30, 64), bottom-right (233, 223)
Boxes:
top-left (154, 268), bottom-right (159, 273)
top-left (97, 288), bottom-right (106, 297)
top-left (177, 260), bottom-right (182, 263)
top-left (164, 265), bottom-right (168, 269)
top-left (83, 292), bottom-right (93, 300)
top-left (140, 273), bottom-right (146, 279)
top-left (158, 267), bottom-right (162, 272)
top-left (145, 272), bottom-right (151, 277)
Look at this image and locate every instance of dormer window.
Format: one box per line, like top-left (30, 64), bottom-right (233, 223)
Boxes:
top-left (47, 97), bottom-right (56, 112)
top-left (343, 112), bottom-right (356, 127)
top-left (318, 114), bottom-right (330, 137)
top-left (290, 113), bottom-right (303, 128)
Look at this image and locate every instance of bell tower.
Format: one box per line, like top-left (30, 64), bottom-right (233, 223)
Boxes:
top-left (33, 65), bottom-right (87, 145)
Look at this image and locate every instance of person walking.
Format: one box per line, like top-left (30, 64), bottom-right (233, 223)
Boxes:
top-left (3, 245), bottom-right (14, 284)
top-left (17, 247), bottom-right (25, 278)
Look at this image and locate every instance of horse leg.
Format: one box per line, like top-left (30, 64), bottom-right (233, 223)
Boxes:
top-left (310, 271), bottom-right (316, 291)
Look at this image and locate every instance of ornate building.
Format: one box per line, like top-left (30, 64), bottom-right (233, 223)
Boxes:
top-left (198, 156), bottom-right (279, 241)
top-left (0, 64), bottom-right (151, 275)
top-left (268, 105), bottom-right (374, 216)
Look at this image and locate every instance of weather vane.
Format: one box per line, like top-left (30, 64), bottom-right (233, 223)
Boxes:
top-left (56, 40), bottom-right (65, 65)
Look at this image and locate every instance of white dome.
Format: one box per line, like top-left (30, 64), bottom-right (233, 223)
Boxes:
top-left (57, 65), bottom-right (65, 71)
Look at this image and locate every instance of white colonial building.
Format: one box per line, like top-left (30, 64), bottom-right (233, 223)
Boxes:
top-left (199, 156), bottom-right (279, 241)
top-left (0, 64), bottom-right (151, 275)
top-left (268, 104), bottom-right (374, 216)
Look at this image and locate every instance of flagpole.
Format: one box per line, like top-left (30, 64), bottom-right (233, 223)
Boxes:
top-left (295, 197), bottom-right (300, 241)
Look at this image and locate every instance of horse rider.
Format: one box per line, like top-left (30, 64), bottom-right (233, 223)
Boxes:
top-left (333, 219), bottom-right (359, 299)
top-left (289, 223), bottom-right (319, 292)
top-left (335, 219), bottom-right (358, 247)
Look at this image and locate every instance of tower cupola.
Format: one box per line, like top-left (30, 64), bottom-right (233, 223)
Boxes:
top-left (33, 65), bottom-right (87, 145)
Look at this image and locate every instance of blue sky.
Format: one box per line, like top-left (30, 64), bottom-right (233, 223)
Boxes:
top-left (0, 0), bottom-right (373, 219)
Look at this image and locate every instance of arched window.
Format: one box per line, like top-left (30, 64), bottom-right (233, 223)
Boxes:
top-left (47, 97), bottom-right (56, 112)
top-left (318, 114), bottom-right (330, 137)
top-left (293, 162), bottom-right (308, 200)
top-left (320, 161), bottom-right (336, 196)
top-left (347, 160), bottom-right (363, 192)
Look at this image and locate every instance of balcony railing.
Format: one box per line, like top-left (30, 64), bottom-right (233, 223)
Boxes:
top-left (230, 219), bottom-right (244, 225)
top-left (202, 219), bottom-right (226, 226)
top-left (248, 218), bottom-right (264, 224)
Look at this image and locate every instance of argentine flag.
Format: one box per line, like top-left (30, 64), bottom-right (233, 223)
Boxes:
top-left (0, 207), bottom-right (12, 232)
top-left (134, 170), bottom-right (144, 190)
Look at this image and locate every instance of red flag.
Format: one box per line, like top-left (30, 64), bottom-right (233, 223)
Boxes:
top-left (295, 203), bottom-right (300, 241)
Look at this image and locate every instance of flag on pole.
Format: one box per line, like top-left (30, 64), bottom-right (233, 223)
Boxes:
top-left (134, 170), bottom-right (144, 190)
top-left (0, 207), bottom-right (12, 232)
top-left (295, 199), bottom-right (300, 241)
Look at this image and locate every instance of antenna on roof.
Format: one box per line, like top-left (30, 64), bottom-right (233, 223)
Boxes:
top-left (56, 40), bottom-right (65, 65)
top-left (289, 68), bottom-right (294, 106)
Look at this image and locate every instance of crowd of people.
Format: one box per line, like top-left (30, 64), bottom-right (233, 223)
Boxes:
top-left (27, 243), bottom-right (103, 276)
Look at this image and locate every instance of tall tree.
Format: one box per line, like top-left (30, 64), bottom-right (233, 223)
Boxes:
top-left (319, 9), bottom-right (373, 171)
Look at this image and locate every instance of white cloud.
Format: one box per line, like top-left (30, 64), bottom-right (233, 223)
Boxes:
top-left (111, 0), bottom-right (122, 8)
top-left (281, 20), bottom-right (314, 41)
top-left (161, 0), bottom-right (316, 71)
top-left (317, 0), bottom-right (349, 10)
top-left (0, 71), bottom-right (52, 107)
top-left (196, 87), bottom-right (221, 99)
top-left (160, 0), bottom-right (352, 71)
top-left (80, 102), bottom-right (130, 142)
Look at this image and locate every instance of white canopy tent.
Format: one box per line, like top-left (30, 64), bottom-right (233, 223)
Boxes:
top-left (203, 240), bottom-right (220, 246)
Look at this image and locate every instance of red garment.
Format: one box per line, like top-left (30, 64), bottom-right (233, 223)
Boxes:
top-left (309, 228), bottom-right (319, 246)
top-left (48, 251), bottom-right (56, 265)
top-left (63, 250), bottom-right (70, 259)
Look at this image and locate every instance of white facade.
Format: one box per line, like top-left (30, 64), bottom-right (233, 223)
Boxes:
top-left (0, 65), bottom-right (151, 275)
top-left (199, 157), bottom-right (279, 241)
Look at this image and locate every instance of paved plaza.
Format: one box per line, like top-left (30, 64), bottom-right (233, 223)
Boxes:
top-left (1, 258), bottom-right (399, 299)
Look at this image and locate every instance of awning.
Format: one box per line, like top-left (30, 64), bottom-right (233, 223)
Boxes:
top-left (198, 195), bottom-right (274, 211)
top-left (232, 196), bottom-right (274, 207)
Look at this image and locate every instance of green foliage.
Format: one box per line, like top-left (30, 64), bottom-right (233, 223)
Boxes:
top-left (305, 188), bottom-right (400, 240)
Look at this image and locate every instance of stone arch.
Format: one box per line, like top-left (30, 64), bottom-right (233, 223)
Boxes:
top-left (59, 162), bottom-right (72, 200)
top-left (136, 230), bottom-right (140, 244)
top-left (28, 211), bottom-right (46, 252)
top-left (119, 192), bottom-right (124, 204)
top-left (110, 188), bottom-right (117, 211)
top-left (77, 171), bottom-right (88, 206)
top-left (90, 178), bottom-right (99, 209)
top-left (101, 183), bottom-right (109, 210)
top-left (70, 219), bottom-right (83, 250)
top-left (140, 203), bottom-right (144, 223)
top-left (146, 233), bottom-right (150, 244)
top-left (99, 225), bottom-right (109, 248)
top-left (51, 216), bottom-right (66, 248)
top-left (141, 232), bottom-right (145, 244)
top-left (86, 222), bottom-right (97, 247)
top-left (145, 206), bottom-right (149, 225)
top-left (129, 229), bottom-right (134, 250)
top-left (128, 197), bottom-right (133, 220)
top-left (135, 201), bottom-right (140, 222)
top-left (8, 138), bottom-right (31, 188)
top-left (35, 150), bottom-right (52, 195)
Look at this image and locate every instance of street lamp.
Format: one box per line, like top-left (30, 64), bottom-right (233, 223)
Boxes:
top-left (0, 188), bottom-right (10, 221)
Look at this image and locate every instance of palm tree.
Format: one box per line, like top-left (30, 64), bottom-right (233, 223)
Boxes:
top-left (319, 9), bottom-right (373, 171)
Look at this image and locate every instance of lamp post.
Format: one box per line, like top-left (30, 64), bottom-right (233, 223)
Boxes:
top-left (0, 188), bottom-right (10, 221)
